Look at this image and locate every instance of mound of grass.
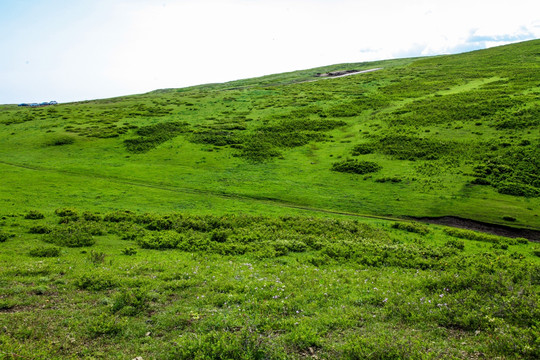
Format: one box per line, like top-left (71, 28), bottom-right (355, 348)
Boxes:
top-left (28, 246), bottom-right (61, 257)
top-left (331, 159), bottom-right (382, 175)
top-left (44, 224), bottom-right (96, 247)
top-left (124, 121), bottom-right (189, 153)
top-left (45, 135), bottom-right (76, 146)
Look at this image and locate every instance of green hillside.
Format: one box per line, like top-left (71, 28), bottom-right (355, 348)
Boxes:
top-left (0, 40), bottom-right (539, 359)
top-left (1, 40), bottom-right (538, 228)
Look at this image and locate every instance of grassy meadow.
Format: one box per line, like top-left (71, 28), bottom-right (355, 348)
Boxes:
top-left (0, 40), bottom-right (539, 358)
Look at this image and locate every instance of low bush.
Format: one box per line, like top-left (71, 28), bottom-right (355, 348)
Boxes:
top-left (351, 143), bottom-right (375, 155)
top-left (137, 231), bottom-right (182, 249)
top-left (24, 210), bottom-right (45, 220)
top-left (444, 228), bottom-right (506, 245)
top-left (124, 121), bottom-right (189, 153)
top-left (111, 289), bottom-right (149, 316)
top-left (28, 225), bottom-right (51, 234)
top-left (331, 159), bottom-right (382, 175)
top-left (391, 222), bottom-right (430, 235)
top-left (88, 250), bottom-right (106, 264)
top-left (28, 246), bottom-right (61, 257)
top-left (121, 247), bottom-right (137, 256)
top-left (0, 231), bottom-right (13, 242)
top-left (375, 176), bottom-right (402, 183)
top-left (444, 239), bottom-right (465, 250)
top-left (87, 313), bottom-right (123, 338)
top-left (54, 208), bottom-right (78, 218)
top-left (45, 135), bottom-right (75, 146)
top-left (74, 273), bottom-right (117, 291)
top-left (44, 224), bottom-right (95, 247)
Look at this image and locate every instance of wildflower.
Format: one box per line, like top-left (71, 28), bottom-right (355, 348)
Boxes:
top-left (439, 294), bottom-right (444, 298)
top-left (383, 298), bottom-right (388, 303)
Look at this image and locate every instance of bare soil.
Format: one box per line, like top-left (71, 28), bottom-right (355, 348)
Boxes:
top-left (413, 216), bottom-right (540, 242)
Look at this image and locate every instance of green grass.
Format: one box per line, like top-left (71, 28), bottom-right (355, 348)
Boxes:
top-left (0, 210), bottom-right (538, 359)
top-left (0, 40), bottom-right (539, 358)
top-left (1, 40), bottom-right (539, 227)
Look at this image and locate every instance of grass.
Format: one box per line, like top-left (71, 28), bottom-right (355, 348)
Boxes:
top-left (0, 40), bottom-right (539, 358)
top-left (0, 40), bottom-right (539, 227)
top-left (0, 210), bottom-right (538, 359)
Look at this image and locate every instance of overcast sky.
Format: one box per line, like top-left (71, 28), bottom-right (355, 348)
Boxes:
top-left (1, 0), bottom-right (539, 104)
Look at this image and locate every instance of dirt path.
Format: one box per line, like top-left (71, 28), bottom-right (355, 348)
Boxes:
top-left (413, 216), bottom-right (540, 242)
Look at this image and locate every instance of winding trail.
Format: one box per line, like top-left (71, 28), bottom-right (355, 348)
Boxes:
top-left (1, 159), bottom-right (538, 241)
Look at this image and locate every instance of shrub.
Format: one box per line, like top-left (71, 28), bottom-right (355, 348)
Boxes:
top-left (502, 216), bottom-right (516, 222)
top-left (391, 222), bottom-right (430, 235)
top-left (137, 231), bottom-right (181, 249)
top-left (443, 228), bottom-right (504, 245)
top-left (210, 229), bottom-right (229, 243)
top-left (496, 182), bottom-right (539, 197)
top-left (44, 224), bottom-right (95, 247)
top-left (74, 273), bottom-right (117, 291)
top-left (0, 231), bottom-right (13, 242)
top-left (351, 143), bottom-right (375, 155)
top-left (103, 211), bottom-right (134, 223)
top-left (28, 246), bottom-right (61, 257)
top-left (124, 121), bottom-right (189, 153)
top-left (111, 289), bottom-right (148, 316)
top-left (82, 211), bottom-right (102, 222)
top-left (28, 225), bottom-right (51, 234)
top-left (24, 210), bottom-right (45, 220)
top-left (54, 208), bottom-right (78, 217)
top-left (87, 313), bottom-right (123, 338)
top-left (121, 247), bottom-right (137, 256)
top-left (88, 250), bottom-right (106, 264)
top-left (375, 177), bottom-right (402, 183)
top-left (45, 135), bottom-right (75, 146)
top-left (331, 159), bottom-right (382, 175)
top-left (444, 239), bottom-right (465, 251)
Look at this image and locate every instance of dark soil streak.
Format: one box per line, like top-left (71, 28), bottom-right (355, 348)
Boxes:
top-left (413, 216), bottom-right (540, 242)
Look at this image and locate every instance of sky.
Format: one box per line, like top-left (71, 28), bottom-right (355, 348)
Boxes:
top-left (1, 0), bottom-right (539, 104)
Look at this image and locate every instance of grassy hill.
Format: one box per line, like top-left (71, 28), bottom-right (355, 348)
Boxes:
top-left (0, 40), bottom-right (539, 359)
top-left (0, 40), bottom-right (538, 228)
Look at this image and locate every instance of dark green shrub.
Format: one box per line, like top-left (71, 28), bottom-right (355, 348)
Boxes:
top-left (137, 231), bottom-right (181, 249)
top-left (502, 216), bottom-right (516, 222)
top-left (170, 330), bottom-right (274, 360)
top-left (103, 210), bottom-right (134, 223)
top-left (54, 208), bottom-right (78, 217)
top-left (28, 246), bottom-right (61, 257)
top-left (471, 177), bottom-right (491, 185)
top-left (121, 247), bottom-right (137, 256)
top-left (351, 143), bottom-right (375, 155)
top-left (210, 229), bottom-right (229, 243)
top-left (331, 159), bottom-right (382, 175)
top-left (45, 135), bottom-right (75, 146)
top-left (444, 228), bottom-right (504, 245)
top-left (82, 211), bottom-right (102, 221)
top-left (445, 239), bottom-right (465, 250)
top-left (88, 250), bottom-right (106, 264)
top-left (496, 182), bottom-right (539, 197)
top-left (375, 177), bottom-right (402, 183)
top-left (87, 313), bottom-right (123, 338)
top-left (24, 210), bottom-right (45, 220)
top-left (0, 231), bottom-right (13, 242)
top-left (124, 121), bottom-right (189, 153)
top-left (391, 222), bottom-right (430, 235)
top-left (44, 224), bottom-right (95, 247)
top-left (111, 289), bottom-right (148, 316)
top-left (74, 273), bottom-right (117, 291)
top-left (28, 225), bottom-right (51, 234)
